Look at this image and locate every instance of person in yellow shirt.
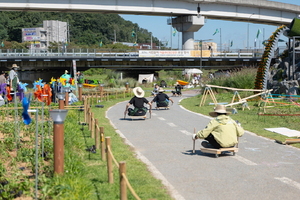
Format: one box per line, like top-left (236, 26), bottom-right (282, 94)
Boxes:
top-left (192, 105), bottom-right (244, 148)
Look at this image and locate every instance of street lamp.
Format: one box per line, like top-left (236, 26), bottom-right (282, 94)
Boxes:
top-left (57, 92), bottom-right (66, 109)
top-left (64, 86), bottom-right (71, 106)
top-left (247, 13), bottom-right (255, 51)
top-left (49, 109), bottom-right (68, 175)
top-left (196, 39), bottom-right (213, 70)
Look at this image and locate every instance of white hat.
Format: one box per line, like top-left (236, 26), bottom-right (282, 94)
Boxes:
top-left (132, 87), bottom-right (145, 98)
top-left (209, 105), bottom-right (231, 117)
top-left (11, 63), bottom-right (19, 69)
top-left (158, 88), bottom-right (165, 92)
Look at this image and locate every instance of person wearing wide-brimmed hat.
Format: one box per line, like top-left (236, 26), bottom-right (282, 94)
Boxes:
top-left (8, 64), bottom-right (20, 91)
top-left (124, 87), bottom-right (152, 116)
top-left (192, 105), bottom-right (244, 148)
top-left (151, 88), bottom-right (173, 108)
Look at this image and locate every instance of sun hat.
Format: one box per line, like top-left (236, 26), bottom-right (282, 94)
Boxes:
top-left (209, 105), bottom-right (230, 117)
top-left (158, 88), bottom-right (165, 92)
top-left (11, 64), bottom-right (19, 69)
top-left (133, 87), bottom-right (145, 98)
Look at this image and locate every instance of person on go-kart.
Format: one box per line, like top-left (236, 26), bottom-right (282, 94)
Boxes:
top-left (125, 87), bottom-right (152, 116)
top-left (192, 105), bottom-right (244, 148)
top-left (151, 88), bottom-right (174, 108)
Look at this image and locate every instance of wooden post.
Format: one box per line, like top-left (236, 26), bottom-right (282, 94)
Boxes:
top-left (65, 92), bottom-right (69, 106)
top-left (88, 111), bottom-right (92, 131)
top-left (100, 85), bottom-right (103, 101)
top-left (106, 137), bottom-right (113, 183)
top-left (91, 113), bottom-right (95, 138)
top-left (119, 161), bottom-right (127, 200)
top-left (95, 123), bottom-right (100, 150)
top-left (84, 98), bottom-right (87, 123)
top-left (96, 91), bottom-right (99, 104)
top-left (100, 127), bottom-right (106, 161)
top-left (86, 108), bottom-right (90, 130)
top-left (78, 85), bottom-right (83, 101)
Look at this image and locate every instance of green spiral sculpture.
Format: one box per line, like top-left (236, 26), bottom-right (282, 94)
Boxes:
top-left (254, 25), bottom-right (288, 90)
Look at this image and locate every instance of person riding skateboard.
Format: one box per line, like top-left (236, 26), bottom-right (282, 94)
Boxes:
top-left (125, 87), bottom-right (152, 116)
top-left (151, 88), bottom-right (173, 108)
top-left (192, 105), bottom-right (244, 148)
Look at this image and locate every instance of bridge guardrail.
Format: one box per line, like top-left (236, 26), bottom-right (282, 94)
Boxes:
top-left (0, 49), bottom-right (265, 58)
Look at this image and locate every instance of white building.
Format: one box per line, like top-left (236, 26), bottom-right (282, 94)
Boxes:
top-left (22, 20), bottom-right (68, 52)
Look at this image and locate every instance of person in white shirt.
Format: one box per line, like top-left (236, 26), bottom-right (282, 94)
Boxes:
top-left (8, 64), bottom-right (20, 91)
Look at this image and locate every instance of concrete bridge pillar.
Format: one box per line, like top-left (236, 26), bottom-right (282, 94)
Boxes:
top-left (170, 15), bottom-right (205, 50)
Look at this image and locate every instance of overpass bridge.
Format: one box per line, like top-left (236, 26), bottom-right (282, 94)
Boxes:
top-left (3, 49), bottom-right (267, 84)
top-left (0, 49), bottom-right (265, 72)
top-left (0, 49), bottom-right (268, 83)
top-left (2, 0), bottom-right (300, 50)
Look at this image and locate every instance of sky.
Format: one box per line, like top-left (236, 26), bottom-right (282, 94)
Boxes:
top-left (120, 0), bottom-right (300, 50)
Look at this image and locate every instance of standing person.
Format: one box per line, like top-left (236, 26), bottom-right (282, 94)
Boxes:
top-left (151, 88), bottom-right (174, 107)
top-left (0, 71), bottom-right (6, 84)
top-left (192, 105), bottom-right (244, 148)
top-left (0, 71), bottom-right (6, 103)
top-left (8, 64), bottom-right (19, 91)
top-left (124, 87), bottom-right (152, 116)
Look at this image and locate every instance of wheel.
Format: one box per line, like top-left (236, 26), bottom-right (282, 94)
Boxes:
top-left (233, 152), bottom-right (236, 156)
top-left (215, 154), bottom-right (219, 158)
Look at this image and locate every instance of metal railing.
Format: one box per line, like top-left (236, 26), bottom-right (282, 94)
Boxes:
top-left (0, 48), bottom-right (267, 58)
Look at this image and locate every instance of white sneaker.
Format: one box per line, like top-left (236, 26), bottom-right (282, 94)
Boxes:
top-left (192, 134), bottom-right (198, 140)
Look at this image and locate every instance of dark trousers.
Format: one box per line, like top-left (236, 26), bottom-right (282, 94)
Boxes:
top-left (205, 134), bottom-right (222, 149)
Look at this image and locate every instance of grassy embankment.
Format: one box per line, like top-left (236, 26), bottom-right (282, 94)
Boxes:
top-left (180, 67), bottom-right (300, 147)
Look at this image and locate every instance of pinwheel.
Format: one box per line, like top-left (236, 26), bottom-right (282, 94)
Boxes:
top-left (6, 86), bottom-right (12, 101)
top-left (22, 96), bottom-right (31, 125)
top-left (33, 79), bottom-right (44, 90)
top-left (34, 85), bottom-right (43, 102)
top-left (42, 84), bottom-right (52, 106)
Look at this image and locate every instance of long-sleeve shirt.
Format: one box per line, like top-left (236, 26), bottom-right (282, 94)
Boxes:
top-left (196, 115), bottom-right (244, 148)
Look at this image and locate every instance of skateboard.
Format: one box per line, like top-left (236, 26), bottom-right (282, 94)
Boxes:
top-left (124, 112), bottom-right (151, 120)
top-left (156, 106), bottom-right (170, 110)
top-left (200, 147), bottom-right (238, 158)
top-left (126, 115), bottom-right (147, 120)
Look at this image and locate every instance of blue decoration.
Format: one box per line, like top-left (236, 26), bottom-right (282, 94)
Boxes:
top-left (22, 97), bottom-right (32, 125)
top-left (33, 79), bottom-right (44, 90)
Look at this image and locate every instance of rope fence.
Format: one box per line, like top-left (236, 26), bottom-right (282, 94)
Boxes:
top-left (83, 96), bottom-right (144, 200)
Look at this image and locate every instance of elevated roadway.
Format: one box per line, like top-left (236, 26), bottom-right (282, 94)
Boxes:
top-left (2, 0), bottom-right (299, 49)
top-left (1, 0), bottom-right (299, 26)
top-left (0, 50), bottom-right (264, 71)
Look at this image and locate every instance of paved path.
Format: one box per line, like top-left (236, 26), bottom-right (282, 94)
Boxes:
top-left (106, 90), bottom-right (300, 200)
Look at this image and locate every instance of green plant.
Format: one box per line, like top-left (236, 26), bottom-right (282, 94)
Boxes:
top-left (16, 148), bottom-right (34, 162)
top-left (4, 137), bottom-right (15, 151)
top-left (0, 162), bottom-right (6, 177)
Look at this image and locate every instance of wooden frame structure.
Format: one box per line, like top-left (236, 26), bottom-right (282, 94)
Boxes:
top-left (199, 84), bottom-right (273, 111)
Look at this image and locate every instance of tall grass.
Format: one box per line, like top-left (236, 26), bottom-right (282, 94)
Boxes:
top-left (209, 67), bottom-right (256, 90)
